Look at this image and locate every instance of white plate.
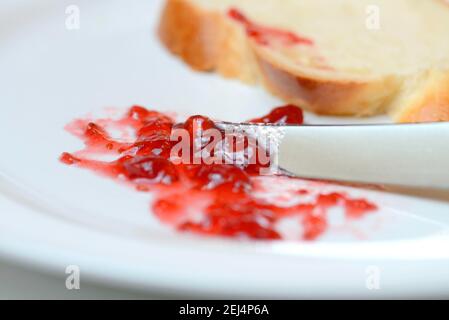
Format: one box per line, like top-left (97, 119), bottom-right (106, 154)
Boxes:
top-left (0, 0), bottom-right (449, 299)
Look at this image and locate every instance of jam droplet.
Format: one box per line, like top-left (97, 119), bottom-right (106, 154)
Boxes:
top-left (193, 164), bottom-right (252, 193)
top-left (182, 115), bottom-right (218, 137)
top-left (134, 135), bottom-right (174, 158)
top-left (345, 198), bottom-right (378, 218)
top-left (137, 119), bottom-right (173, 140)
top-left (303, 215), bottom-right (327, 241)
top-left (250, 104), bottom-right (304, 124)
top-left (59, 152), bottom-right (80, 165)
top-left (122, 156), bottom-right (179, 185)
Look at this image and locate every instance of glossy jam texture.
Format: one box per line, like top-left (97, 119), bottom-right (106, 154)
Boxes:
top-left (249, 104), bottom-right (304, 124)
top-left (228, 8), bottom-right (314, 47)
top-left (60, 105), bottom-right (377, 240)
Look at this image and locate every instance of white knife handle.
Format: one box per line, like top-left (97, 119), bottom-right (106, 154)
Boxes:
top-left (279, 123), bottom-right (449, 189)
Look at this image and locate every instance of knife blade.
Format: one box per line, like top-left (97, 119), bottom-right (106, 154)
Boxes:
top-left (217, 122), bottom-right (449, 189)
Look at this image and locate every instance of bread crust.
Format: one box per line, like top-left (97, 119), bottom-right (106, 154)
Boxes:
top-left (390, 70), bottom-right (449, 122)
top-left (158, 0), bottom-right (449, 122)
top-left (158, 0), bottom-right (259, 83)
top-left (400, 93), bottom-right (449, 123)
top-left (256, 57), bottom-right (400, 116)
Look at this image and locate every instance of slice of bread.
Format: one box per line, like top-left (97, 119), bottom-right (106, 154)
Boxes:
top-left (158, 0), bottom-right (449, 122)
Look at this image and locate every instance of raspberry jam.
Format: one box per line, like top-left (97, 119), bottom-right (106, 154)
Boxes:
top-left (60, 105), bottom-right (377, 241)
top-left (228, 8), bottom-right (314, 47)
top-left (250, 104), bottom-right (304, 124)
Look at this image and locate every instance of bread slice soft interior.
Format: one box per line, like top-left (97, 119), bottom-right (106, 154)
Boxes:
top-left (158, 0), bottom-right (449, 122)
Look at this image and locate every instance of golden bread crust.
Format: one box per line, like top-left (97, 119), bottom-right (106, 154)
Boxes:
top-left (391, 70), bottom-right (449, 122)
top-left (158, 0), bottom-right (259, 83)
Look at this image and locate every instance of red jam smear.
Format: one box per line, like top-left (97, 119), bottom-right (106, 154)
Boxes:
top-left (228, 8), bottom-right (314, 47)
top-left (60, 104), bottom-right (377, 241)
top-left (249, 104), bottom-right (304, 124)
